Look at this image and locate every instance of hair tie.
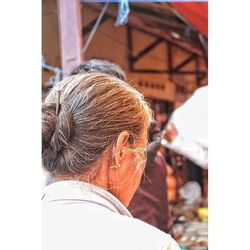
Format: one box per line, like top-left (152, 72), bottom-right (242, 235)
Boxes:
top-left (56, 90), bottom-right (61, 116)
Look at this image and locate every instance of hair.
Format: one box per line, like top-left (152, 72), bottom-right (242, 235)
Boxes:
top-left (71, 59), bottom-right (159, 170)
top-left (42, 72), bottom-right (153, 177)
top-left (70, 59), bottom-right (127, 81)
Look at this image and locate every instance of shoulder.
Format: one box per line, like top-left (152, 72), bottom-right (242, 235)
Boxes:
top-left (113, 214), bottom-right (179, 249)
top-left (44, 202), bottom-right (180, 250)
top-left (130, 217), bottom-right (180, 250)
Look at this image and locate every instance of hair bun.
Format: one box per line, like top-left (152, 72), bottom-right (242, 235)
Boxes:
top-left (42, 102), bottom-right (74, 170)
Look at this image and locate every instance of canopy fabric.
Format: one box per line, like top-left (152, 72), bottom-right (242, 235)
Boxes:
top-left (171, 2), bottom-right (208, 37)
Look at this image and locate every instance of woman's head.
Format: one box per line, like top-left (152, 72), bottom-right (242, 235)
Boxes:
top-left (42, 73), bottom-right (153, 206)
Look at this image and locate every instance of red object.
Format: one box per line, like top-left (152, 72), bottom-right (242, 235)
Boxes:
top-left (171, 2), bottom-right (208, 38)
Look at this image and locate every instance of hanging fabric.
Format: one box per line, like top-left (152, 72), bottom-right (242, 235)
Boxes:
top-left (116, 0), bottom-right (130, 26)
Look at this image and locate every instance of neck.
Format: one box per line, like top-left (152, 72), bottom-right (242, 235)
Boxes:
top-left (53, 159), bottom-right (110, 192)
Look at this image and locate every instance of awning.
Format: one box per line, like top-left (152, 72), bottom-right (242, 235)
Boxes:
top-left (171, 2), bottom-right (208, 37)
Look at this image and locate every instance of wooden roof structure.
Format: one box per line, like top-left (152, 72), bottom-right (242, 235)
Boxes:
top-left (43, 0), bottom-right (208, 100)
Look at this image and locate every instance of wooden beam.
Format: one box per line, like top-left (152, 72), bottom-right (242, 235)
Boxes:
top-left (167, 42), bottom-right (173, 77)
top-left (132, 69), bottom-right (168, 74)
top-left (173, 54), bottom-right (196, 72)
top-left (199, 72), bottom-right (207, 81)
top-left (131, 69), bottom-right (206, 74)
top-left (132, 37), bottom-right (163, 62)
top-left (126, 25), bottom-right (133, 71)
top-left (195, 55), bottom-right (200, 87)
top-left (129, 22), bottom-right (203, 57)
top-left (87, 4), bottom-right (204, 57)
top-left (57, 0), bottom-right (83, 75)
top-left (198, 33), bottom-right (208, 68)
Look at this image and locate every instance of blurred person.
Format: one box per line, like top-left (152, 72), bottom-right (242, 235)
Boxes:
top-left (70, 58), bottom-right (127, 81)
top-left (186, 159), bottom-right (204, 195)
top-left (162, 86), bottom-right (208, 169)
top-left (42, 73), bottom-right (180, 250)
top-left (162, 123), bottom-right (208, 169)
top-left (43, 59), bottom-right (126, 99)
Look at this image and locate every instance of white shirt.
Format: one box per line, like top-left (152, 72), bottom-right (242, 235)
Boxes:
top-left (42, 180), bottom-right (180, 250)
top-left (170, 86), bottom-right (208, 147)
top-left (162, 86), bottom-right (208, 168)
top-left (162, 137), bottom-right (208, 169)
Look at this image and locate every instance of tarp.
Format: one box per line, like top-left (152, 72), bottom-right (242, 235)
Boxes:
top-left (171, 2), bottom-right (208, 37)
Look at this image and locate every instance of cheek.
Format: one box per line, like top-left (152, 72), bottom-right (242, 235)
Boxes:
top-left (131, 154), bottom-right (146, 186)
top-left (110, 153), bottom-right (146, 206)
top-left (132, 170), bottom-right (143, 191)
top-left (141, 153), bottom-right (146, 170)
top-left (135, 151), bottom-right (147, 173)
top-left (112, 153), bottom-right (140, 186)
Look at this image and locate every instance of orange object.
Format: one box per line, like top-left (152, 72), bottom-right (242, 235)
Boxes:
top-left (167, 176), bottom-right (177, 190)
top-left (166, 164), bottom-right (177, 201)
top-left (168, 190), bottom-right (177, 201)
top-left (167, 164), bottom-right (174, 175)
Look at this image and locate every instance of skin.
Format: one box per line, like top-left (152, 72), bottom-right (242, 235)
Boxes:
top-left (164, 123), bottom-right (178, 143)
top-left (85, 131), bottom-right (148, 207)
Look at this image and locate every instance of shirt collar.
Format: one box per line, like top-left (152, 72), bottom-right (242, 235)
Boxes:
top-left (42, 180), bottom-right (132, 217)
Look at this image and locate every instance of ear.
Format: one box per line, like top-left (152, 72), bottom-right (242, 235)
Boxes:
top-left (113, 131), bottom-right (130, 167)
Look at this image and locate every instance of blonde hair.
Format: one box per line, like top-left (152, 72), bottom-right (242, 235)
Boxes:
top-left (42, 73), bottom-right (153, 176)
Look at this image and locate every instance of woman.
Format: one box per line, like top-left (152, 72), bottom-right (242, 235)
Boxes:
top-left (42, 73), bottom-right (180, 250)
